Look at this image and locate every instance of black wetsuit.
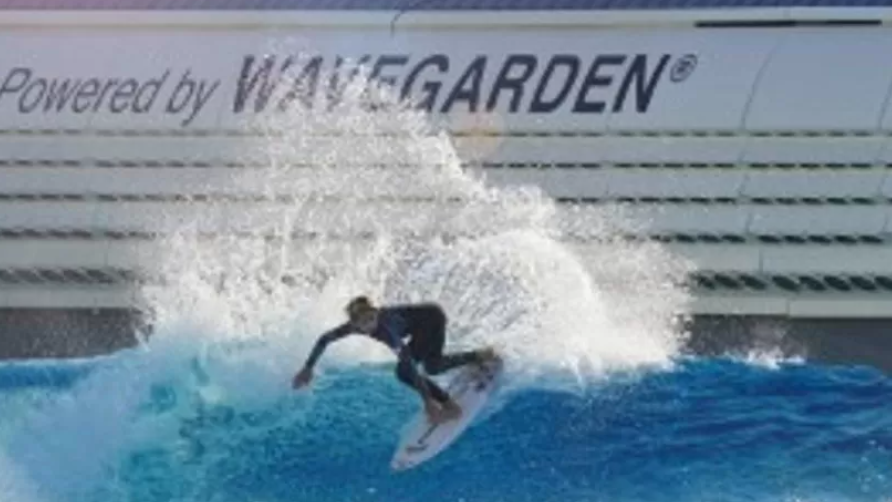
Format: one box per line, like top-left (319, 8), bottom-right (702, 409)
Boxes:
top-left (303, 303), bottom-right (479, 403)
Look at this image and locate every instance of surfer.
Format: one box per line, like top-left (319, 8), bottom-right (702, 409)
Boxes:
top-left (292, 296), bottom-right (496, 424)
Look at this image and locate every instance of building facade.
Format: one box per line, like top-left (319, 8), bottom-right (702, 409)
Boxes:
top-left (2, 0), bottom-right (892, 358)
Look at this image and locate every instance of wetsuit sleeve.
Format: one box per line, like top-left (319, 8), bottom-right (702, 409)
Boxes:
top-left (303, 323), bottom-right (353, 369)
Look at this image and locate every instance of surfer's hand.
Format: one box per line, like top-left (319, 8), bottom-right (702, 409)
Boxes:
top-left (292, 367), bottom-right (313, 389)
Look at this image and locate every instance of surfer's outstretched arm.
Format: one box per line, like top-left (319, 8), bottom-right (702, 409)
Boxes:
top-left (293, 323), bottom-right (353, 388)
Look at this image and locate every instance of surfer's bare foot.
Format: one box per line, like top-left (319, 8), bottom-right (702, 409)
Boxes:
top-left (425, 401), bottom-right (447, 424)
top-left (425, 399), bottom-right (461, 424)
top-left (440, 399), bottom-right (463, 421)
top-left (426, 408), bottom-right (450, 425)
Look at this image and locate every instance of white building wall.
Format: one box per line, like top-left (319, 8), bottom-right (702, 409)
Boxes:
top-left (2, 11), bottom-right (892, 317)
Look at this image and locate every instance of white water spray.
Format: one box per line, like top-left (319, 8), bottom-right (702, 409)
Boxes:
top-left (0, 57), bottom-right (695, 502)
top-left (138, 64), bottom-right (694, 391)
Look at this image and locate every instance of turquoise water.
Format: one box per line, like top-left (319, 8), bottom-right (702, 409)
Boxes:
top-left (1, 348), bottom-right (890, 502)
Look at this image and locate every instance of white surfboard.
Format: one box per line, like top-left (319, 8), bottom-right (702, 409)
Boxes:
top-left (391, 357), bottom-right (503, 471)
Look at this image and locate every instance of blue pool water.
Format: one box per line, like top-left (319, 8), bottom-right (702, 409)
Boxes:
top-left (1, 347), bottom-right (890, 502)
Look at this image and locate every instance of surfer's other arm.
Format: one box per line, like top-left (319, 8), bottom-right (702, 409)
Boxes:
top-left (292, 323), bottom-right (353, 389)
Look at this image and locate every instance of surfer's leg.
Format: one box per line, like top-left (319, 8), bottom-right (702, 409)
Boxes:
top-left (413, 316), bottom-right (489, 376)
top-left (395, 357), bottom-right (451, 403)
top-left (423, 351), bottom-right (484, 375)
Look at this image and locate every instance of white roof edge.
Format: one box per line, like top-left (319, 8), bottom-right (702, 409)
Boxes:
top-left (0, 8), bottom-right (888, 29)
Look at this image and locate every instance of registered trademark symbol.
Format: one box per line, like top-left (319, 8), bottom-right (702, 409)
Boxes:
top-left (670, 54), bottom-right (698, 83)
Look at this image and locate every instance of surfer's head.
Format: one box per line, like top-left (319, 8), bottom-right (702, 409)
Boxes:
top-left (346, 295), bottom-right (378, 333)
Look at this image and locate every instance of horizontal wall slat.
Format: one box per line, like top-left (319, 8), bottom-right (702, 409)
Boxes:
top-left (462, 136), bottom-right (892, 166)
top-left (662, 244), bottom-right (760, 272)
top-left (690, 295), bottom-right (892, 318)
top-left (738, 171), bottom-right (886, 199)
top-left (5, 167), bottom-right (892, 201)
top-left (485, 136), bottom-right (747, 165)
top-left (0, 167), bottom-right (246, 195)
top-left (747, 206), bottom-right (888, 234)
top-left (0, 285), bottom-right (140, 309)
top-left (786, 298), bottom-right (892, 318)
top-left (741, 137), bottom-right (884, 165)
top-left (0, 136), bottom-right (261, 164)
top-left (2, 201), bottom-right (889, 237)
top-left (4, 240), bottom-right (892, 276)
top-left (3, 135), bottom-right (892, 167)
top-left (761, 247), bottom-right (892, 274)
top-left (1, 284), bottom-right (889, 317)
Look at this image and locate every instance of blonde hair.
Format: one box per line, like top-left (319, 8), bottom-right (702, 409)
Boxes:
top-left (345, 296), bottom-right (374, 318)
